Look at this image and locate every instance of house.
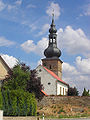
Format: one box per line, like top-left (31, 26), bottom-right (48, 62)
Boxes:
top-left (0, 56), bottom-right (11, 86)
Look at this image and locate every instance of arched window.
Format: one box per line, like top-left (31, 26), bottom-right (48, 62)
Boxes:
top-left (53, 39), bottom-right (55, 43)
top-left (50, 39), bottom-right (52, 43)
top-left (50, 65), bottom-right (52, 69)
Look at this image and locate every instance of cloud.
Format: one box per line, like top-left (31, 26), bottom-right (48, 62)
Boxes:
top-left (46, 2), bottom-right (61, 19)
top-left (62, 56), bottom-right (90, 95)
top-left (0, 0), bottom-right (6, 11)
top-left (83, 4), bottom-right (90, 16)
top-left (57, 26), bottom-right (90, 57)
top-left (7, 5), bottom-right (16, 11)
top-left (27, 4), bottom-right (36, 9)
top-left (21, 37), bottom-right (48, 56)
top-left (15, 0), bottom-right (22, 6)
top-left (1, 54), bottom-right (18, 68)
top-left (38, 24), bottom-right (49, 36)
top-left (21, 25), bottom-right (90, 58)
top-left (0, 36), bottom-right (15, 47)
top-left (76, 56), bottom-right (90, 75)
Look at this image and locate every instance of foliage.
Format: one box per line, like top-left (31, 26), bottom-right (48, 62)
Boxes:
top-left (2, 89), bottom-right (37, 116)
top-left (2, 63), bottom-right (44, 100)
top-left (26, 69), bottom-right (44, 100)
top-left (2, 64), bottom-right (30, 91)
top-left (68, 86), bottom-right (79, 96)
top-left (0, 88), bottom-right (3, 109)
top-left (82, 88), bottom-right (90, 96)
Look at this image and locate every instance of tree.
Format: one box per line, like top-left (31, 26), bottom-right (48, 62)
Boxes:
top-left (2, 63), bottom-right (44, 100)
top-left (2, 63), bottom-right (30, 91)
top-left (26, 69), bottom-right (44, 100)
top-left (82, 88), bottom-right (90, 96)
top-left (68, 86), bottom-right (79, 96)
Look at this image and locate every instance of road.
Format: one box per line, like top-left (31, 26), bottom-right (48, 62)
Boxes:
top-left (45, 118), bottom-right (90, 120)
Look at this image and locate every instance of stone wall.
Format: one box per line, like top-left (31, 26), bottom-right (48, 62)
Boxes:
top-left (37, 96), bottom-right (90, 107)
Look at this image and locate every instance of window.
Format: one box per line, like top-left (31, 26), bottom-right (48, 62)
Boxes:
top-left (50, 65), bottom-right (52, 69)
top-left (50, 39), bottom-right (52, 43)
top-left (53, 39), bottom-right (55, 43)
top-left (60, 87), bottom-right (62, 95)
top-left (48, 82), bottom-right (51, 85)
top-left (63, 88), bottom-right (64, 95)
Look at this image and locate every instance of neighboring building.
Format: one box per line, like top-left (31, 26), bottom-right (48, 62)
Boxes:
top-left (36, 14), bottom-right (69, 95)
top-left (0, 56), bottom-right (11, 86)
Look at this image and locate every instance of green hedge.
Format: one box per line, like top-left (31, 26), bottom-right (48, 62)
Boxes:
top-left (0, 88), bottom-right (3, 109)
top-left (2, 89), bottom-right (37, 116)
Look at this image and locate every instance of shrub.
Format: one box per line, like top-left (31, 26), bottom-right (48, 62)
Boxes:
top-left (0, 88), bottom-right (3, 109)
top-left (2, 89), bottom-right (37, 116)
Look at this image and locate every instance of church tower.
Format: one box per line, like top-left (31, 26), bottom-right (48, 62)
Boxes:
top-left (42, 14), bottom-right (63, 79)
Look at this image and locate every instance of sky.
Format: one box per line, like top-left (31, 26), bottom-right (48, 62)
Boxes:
top-left (0, 0), bottom-right (90, 95)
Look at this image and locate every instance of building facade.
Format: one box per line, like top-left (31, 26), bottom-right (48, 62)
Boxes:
top-left (0, 56), bottom-right (10, 86)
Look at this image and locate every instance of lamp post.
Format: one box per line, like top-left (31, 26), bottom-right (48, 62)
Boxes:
top-left (42, 113), bottom-right (44, 120)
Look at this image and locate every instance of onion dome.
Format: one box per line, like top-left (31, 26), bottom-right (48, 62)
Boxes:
top-left (44, 13), bottom-right (61, 58)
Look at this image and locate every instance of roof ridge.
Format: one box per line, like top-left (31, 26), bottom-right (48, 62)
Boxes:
top-left (42, 65), bottom-right (68, 86)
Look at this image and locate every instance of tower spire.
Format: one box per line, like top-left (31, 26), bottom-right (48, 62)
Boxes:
top-left (44, 12), bottom-right (61, 58)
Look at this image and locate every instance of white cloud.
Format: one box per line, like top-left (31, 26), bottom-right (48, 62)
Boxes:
top-left (21, 25), bottom-right (90, 58)
top-left (0, 0), bottom-right (6, 11)
top-left (21, 40), bottom-right (36, 53)
top-left (15, 0), bottom-right (22, 6)
top-left (0, 36), bottom-right (15, 46)
top-left (76, 56), bottom-right (90, 75)
top-left (57, 26), bottom-right (90, 57)
top-left (62, 56), bottom-right (90, 95)
top-left (46, 2), bottom-right (61, 19)
top-left (27, 4), bottom-right (36, 9)
top-left (38, 24), bottom-right (49, 36)
top-left (7, 5), bottom-right (16, 11)
top-left (1, 54), bottom-right (18, 68)
top-left (83, 4), bottom-right (90, 16)
top-left (21, 37), bottom-right (48, 56)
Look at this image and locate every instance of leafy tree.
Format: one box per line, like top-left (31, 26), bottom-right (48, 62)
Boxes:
top-left (26, 69), bottom-right (44, 100)
top-left (2, 63), bottom-right (44, 100)
top-left (82, 88), bottom-right (90, 96)
top-left (68, 86), bottom-right (79, 96)
top-left (2, 63), bottom-right (30, 91)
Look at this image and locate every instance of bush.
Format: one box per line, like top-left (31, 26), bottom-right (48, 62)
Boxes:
top-left (0, 88), bottom-right (3, 109)
top-left (68, 86), bottom-right (79, 96)
top-left (82, 88), bottom-right (90, 96)
top-left (2, 89), bottom-right (37, 116)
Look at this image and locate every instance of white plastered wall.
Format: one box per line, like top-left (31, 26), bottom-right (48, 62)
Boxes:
top-left (57, 81), bottom-right (68, 95)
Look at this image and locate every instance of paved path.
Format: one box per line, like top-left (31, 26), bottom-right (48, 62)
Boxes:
top-left (45, 118), bottom-right (90, 120)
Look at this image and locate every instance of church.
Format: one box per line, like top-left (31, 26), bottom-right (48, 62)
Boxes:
top-left (36, 15), bottom-right (69, 95)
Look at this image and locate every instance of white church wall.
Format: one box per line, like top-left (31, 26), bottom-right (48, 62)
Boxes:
top-left (36, 65), bottom-right (57, 95)
top-left (57, 81), bottom-right (68, 95)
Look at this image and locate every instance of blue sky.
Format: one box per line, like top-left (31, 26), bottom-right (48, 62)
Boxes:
top-left (0, 0), bottom-right (90, 94)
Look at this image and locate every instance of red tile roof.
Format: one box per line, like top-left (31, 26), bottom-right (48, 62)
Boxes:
top-left (41, 90), bottom-right (48, 96)
top-left (42, 66), bottom-right (68, 86)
